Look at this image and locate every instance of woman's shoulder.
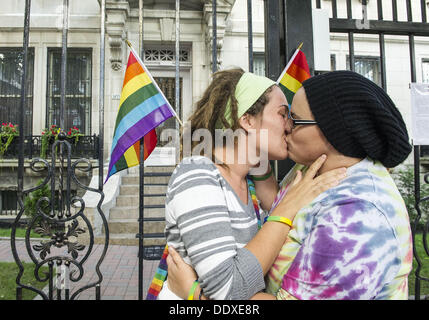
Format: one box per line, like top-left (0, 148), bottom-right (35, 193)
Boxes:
top-left (172, 156), bottom-right (218, 179)
top-left (167, 156), bottom-right (221, 192)
top-left (178, 155), bottom-right (216, 167)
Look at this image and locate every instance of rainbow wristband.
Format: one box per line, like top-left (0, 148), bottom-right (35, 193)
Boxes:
top-left (265, 215), bottom-right (293, 228)
top-left (187, 280), bottom-right (199, 300)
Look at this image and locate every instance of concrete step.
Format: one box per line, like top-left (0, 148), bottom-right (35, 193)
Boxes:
top-left (119, 184), bottom-right (168, 195)
top-left (96, 234), bottom-right (166, 246)
top-left (122, 175), bottom-right (171, 185)
top-left (109, 206), bottom-right (165, 219)
top-left (108, 219), bottom-right (165, 234)
top-left (116, 194), bottom-right (166, 206)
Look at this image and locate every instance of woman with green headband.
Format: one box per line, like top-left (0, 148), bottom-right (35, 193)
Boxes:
top-left (158, 68), bottom-right (346, 300)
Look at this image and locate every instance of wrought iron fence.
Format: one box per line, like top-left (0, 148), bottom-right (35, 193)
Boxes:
top-left (9, 0), bottom-right (107, 300)
top-left (0, 135), bottom-right (99, 159)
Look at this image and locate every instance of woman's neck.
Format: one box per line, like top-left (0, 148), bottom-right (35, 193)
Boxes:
top-left (213, 147), bottom-right (251, 181)
top-left (317, 153), bottom-right (363, 175)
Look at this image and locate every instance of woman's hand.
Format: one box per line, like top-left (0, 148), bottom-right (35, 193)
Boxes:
top-left (273, 154), bottom-right (347, 220)
top-left (166, 247), bottom-right (198, 299)
top-left (245, 154), bottom-right (346, 274)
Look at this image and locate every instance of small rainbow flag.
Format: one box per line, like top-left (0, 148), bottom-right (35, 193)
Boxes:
top-left (105, 42), bottom-right (177, 182)
top-left (277, 43), bottom-right (311, 106)
top-left (146, 245), bottom-right (169, 300)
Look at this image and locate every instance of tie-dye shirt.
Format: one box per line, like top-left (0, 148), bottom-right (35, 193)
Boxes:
top-left (266, 158), bottom-right (413, 300)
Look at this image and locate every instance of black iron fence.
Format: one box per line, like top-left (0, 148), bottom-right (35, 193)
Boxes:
top-left (0, 135), bottom-right (99, 159)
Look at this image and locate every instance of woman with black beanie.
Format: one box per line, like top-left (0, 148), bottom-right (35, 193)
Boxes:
top-left (265, 70), bottom-right (413, 300)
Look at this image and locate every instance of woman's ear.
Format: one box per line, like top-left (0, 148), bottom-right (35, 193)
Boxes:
top-left (239, 113), bottom-right (258, 132)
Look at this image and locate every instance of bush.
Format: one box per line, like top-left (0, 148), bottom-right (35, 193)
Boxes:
top-left (393, 166), bottom-right (429, 232)
top-left (23, 179), bottom-right (51, 220)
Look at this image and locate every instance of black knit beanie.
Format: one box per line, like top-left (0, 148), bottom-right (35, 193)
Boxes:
top-left (301, 70), bottom-right (412, 168)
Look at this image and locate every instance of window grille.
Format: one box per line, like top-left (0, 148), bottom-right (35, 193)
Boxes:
top-left (46, 48), bottom-right (92, 134)
top-left (253, 53), bottom-right (265, 77)
top-left (153, 77), bottom-right (182, 147)
top-left (0, 190), bottom-right (18, 216)
top-left (347, 55), bottom-right (381, 87)
top-left (144, 49), bottom-right (190, 62)
top-left (0, 47), bottom-right (34, 135)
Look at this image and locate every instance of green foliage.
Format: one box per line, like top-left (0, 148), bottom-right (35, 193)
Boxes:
top-left (0, 262), bottom-right (49, 300)
top-left (0, 122), bottom-right (18, 157)
top-left (40, 124), bottom-right (59, 159)
top-left (393, 166), bottom-right (429, 231)
top-left (24, 179), bottom-right (51, 220)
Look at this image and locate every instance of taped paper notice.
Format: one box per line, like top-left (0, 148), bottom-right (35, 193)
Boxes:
top-left (410, 83), bottom-right (429, 145)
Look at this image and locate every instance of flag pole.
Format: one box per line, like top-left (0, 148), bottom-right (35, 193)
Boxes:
top-left (138, 0), bottom-right (145, 301)
top-left (276, 42), bottom-right (303, 84)
top-left (274, 42), bottom-right (303, 182)
top-left (125, 39), bottom-right (184, 127)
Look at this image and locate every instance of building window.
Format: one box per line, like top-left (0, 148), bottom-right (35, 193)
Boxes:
top-left (0, 48), bottom-right (34, 135)
top-left (46, 48), bottom-right (92, 134)
top-left (0, 190), bottom-right (18, 216)
top-left (253, 53), bottom-right (265, 77)
top-left (422, 59), bottom-right (429, 83)
top-left (145, 49), bottom-right (190, 63)
top-left (331, 54), bottom-right (336, 71)
top-left (346, 55), bottom-right (381, 87)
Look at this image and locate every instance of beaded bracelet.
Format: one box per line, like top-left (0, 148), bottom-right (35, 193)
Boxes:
top-left (187, 280), bottom-right (199, 300)
top-left (265, 215), bottom-right (293, 228)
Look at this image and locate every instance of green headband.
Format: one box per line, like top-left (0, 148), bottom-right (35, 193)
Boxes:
top-left (216, 72), bottom-right (276, 128)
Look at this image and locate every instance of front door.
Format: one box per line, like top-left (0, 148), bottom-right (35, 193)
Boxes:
top-left (143, 69), bottom-right (191, 166)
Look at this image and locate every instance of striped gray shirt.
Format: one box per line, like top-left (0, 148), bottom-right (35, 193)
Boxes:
top-left (163, 156), bottom-right (266, 300)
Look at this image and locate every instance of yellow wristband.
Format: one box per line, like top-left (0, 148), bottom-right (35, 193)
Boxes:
top-left (187, 280), bottom-right (199, 300)
top-left (266, 216), bottom-right (293, 228)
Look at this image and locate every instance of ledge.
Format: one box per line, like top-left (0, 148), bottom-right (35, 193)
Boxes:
top-left (0, 159), bottom-right (99, 168)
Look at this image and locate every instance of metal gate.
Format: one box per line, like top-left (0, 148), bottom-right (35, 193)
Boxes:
top-left (266, 0), bottom-right (429, 299)
top-left (324, 0), bottom-right (429, 300)
top-left (10, 0), bottom-right (107, 300)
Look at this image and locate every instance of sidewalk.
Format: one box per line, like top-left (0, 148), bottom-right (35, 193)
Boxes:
top-left (0, 239), bottom-right (160, 300)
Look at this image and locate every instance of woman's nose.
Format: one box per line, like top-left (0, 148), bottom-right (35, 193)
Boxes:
top-left (285, 118), bottom-right (293, 134)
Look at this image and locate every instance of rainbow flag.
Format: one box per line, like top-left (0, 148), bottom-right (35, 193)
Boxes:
top-left (105, 44), bottom-right (175, 182)
top-left (146, 245), bottom-right (169, 300)
top-left (277, 44), bottom-right (310, 106)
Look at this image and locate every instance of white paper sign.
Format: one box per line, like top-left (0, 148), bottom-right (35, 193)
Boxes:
top-left (410, 83), bottom-right (429, 145)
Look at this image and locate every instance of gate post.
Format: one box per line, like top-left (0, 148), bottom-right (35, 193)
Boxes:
top-left (265, 0), bottom-right (315, 180)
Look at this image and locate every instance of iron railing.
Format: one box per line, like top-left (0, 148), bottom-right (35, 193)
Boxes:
top-left (10, 0), bottom-right (107, 300)
top-left (0, 135), bottom-right (99, 159)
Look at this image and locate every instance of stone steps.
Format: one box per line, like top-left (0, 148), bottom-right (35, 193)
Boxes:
top-left (115, 194), bottom-right (166, 206)
top-left (109, 206), bottom-right (164, 219)
top-left (102, 166), bottom-right (174, 246)
top-left (120, 184), bottom-right (168, 195)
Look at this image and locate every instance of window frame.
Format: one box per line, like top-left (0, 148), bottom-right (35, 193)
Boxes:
top-left (253, 52), bottom-right (266, 77)
top-left (422, 58), bottom-right (429, 83)
top-left (0, 47), bottom-right (35, 135)
top-left (46, 47), bottom-right (93, 134)
top-left (346, 54), bottom-right (382, 87)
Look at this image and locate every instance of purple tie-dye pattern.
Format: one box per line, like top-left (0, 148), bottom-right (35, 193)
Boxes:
top-left (270, 158), bottom-right (413, 300)
top-left (339, 199), bottom-right (366, 224)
